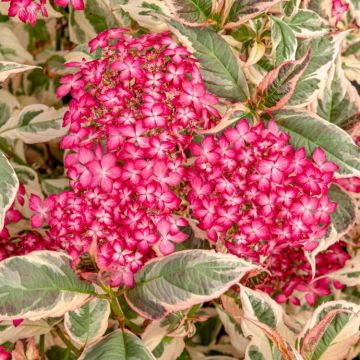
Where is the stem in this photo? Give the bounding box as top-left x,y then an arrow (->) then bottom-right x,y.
55,326 -> 80,357
39,334 -> 45,360
109,289 -> 126,329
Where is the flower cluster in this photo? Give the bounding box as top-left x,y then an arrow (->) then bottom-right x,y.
263,242 -> 350,306
331,0 -> 350,25
0,185 -> 49,260
29,29 -> 220,287
188,119 -> 338,259
2,0 -> 84,25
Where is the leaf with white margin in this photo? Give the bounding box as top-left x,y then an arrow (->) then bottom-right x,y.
287,32 -> 348,108
0,250 -> 95,320
297,301 -> 360,360
69,0 -> 132,44
0,105 -> 67,143
154,337 -> 185,360
327,253 -> 360,286
281,0 -> 301,17
125,250 -> 259,320
0,151 -> 18,231
310,56 -> 360,129
224,0 -> 282,29
0,25 -> 33,63
0,319 -> 52,343
168,20 -> 249,101
217,306 -> 249,358
239,285 -> 294,342
42,178 -> 70,196
256,49 -> 310,111
141,320 -> 168,351
348,0 -> 360,26
0,90 -> 20,128
285,10 -> 329,38
165,0 -> 212,26
64,298 -> 110,346
78,329 -> 155,360
117,0 -> 171,33
270,16 -> 297,66
0,62 -> 39,82
328,184 -> 357,234
271,109 -> 360,178
343,55 -> 360,84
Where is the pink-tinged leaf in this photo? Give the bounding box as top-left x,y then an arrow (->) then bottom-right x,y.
256,49 -> 311,111
298,301 -> 360,360
224,0 -> 282,29
165,0 -> 213,26
125,250 -> 260,320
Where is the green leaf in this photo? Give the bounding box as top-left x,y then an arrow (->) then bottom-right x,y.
78,330 -> 155,360
0,150 -> 18,231
286,10 -> 329,38
311,58 -> 360,129
168,20 -> 249,101
224,0 -> 281,29
126,250 -> 258,319
328,184 -> 356,233
298,301 -> 360,360
256,49 -> 310,111
165,0 -> 212,25
272,109 -> 360,177
0,104 -> 67,143
0,250 -> 95,320
287,33 -> 346,107
64,298 -> 111,346
46,346 -> 76,360
270,16 -> 297,66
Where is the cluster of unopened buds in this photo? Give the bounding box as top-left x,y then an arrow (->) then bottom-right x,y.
28,29 -> 220,287
2,0 -> 84,25
187,119 -> 345,304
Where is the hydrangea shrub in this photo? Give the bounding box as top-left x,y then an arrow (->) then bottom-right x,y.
0,0 -> 360,359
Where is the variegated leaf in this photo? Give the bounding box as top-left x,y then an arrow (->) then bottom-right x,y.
168,20 -> 249,101
0,320 -> 52,343
0,151 -> 19,231
327,253 -> 360,286
0,250 -> 95,320
281,0 -> 301,17
286,10 -> 329,38
118,0 -> 171,32
0,25 -> 33,63
256,50 -> 310,111
78,329 -> 155,360
165,0 -> 212,26
224,0 -> 282,29
287,32 -> 347,108
348,0 -> 360,26
217,306 -> 249,357
0,62 -> 39,82
64,298 -> 111,346
0,105 -> 67,143
343,55 -> 360,84
298,301 -> 360,360
311,56 -> 360,129
271,109 -> 360,177
69,0 -> 133,44
125,250 -> 259,320
270,16 -> 298,66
